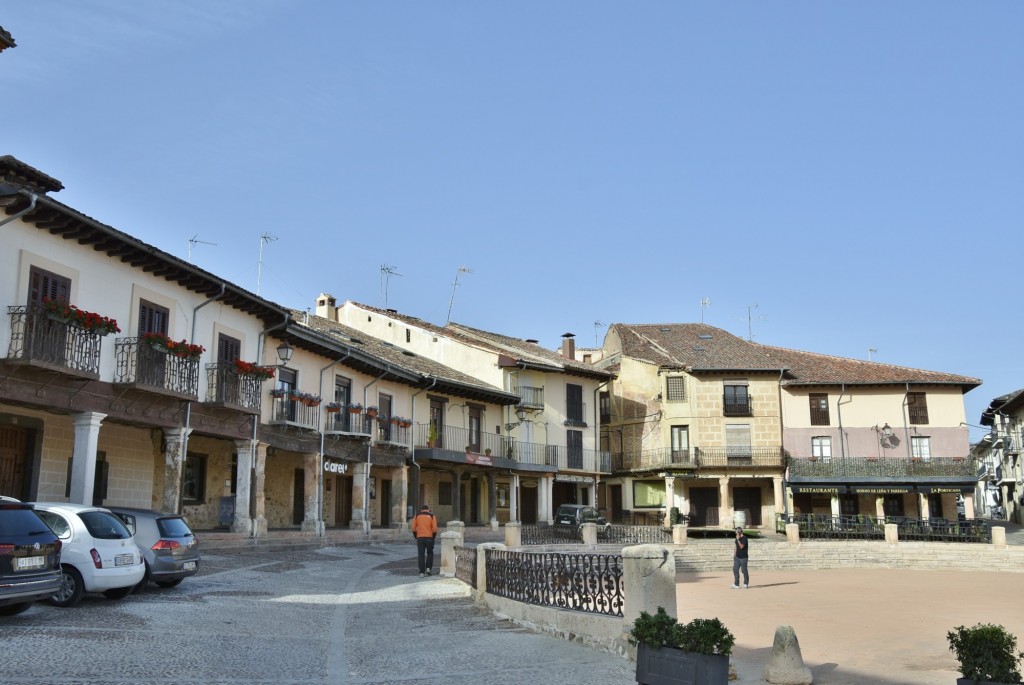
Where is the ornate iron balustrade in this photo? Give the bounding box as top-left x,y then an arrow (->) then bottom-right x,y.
521,525 -> 583,545
324,411 -> 372,436
723,399 -> 752,416
484,548 -> 624,617
775,513 -> 991,543
616,447 -> 697,471
113,337 -> 199,397
204,363 -> 262,411
269,395 -> 320,430
788,456 -> 976,478
413,424 -> 612,472
6,305 -> 102,376
694,446 -> 787,468
454,545 -> 477,588
543,444 -> 612,473
601,525 -> 673,545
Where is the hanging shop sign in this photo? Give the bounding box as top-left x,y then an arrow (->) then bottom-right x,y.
323,459 -> 349,474
464,453 -> 493,466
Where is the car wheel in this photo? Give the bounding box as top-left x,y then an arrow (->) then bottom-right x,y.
103,586 -> 133,600
49,565 -> 85,608
0,602 -> 32,616
132,562 -> 151,594
155,578 -> 183,588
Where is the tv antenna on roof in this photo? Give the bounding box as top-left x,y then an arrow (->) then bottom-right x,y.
187,234 -> 216,264
594,321 -> 605,347
257,233 -> 278,296
380,265 -> 402,308
699,297 -> 712,323
445,266 -> 472,325
743,304 -> 766,341
868,348 -> 877,361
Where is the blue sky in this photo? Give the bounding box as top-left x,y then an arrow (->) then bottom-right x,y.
3,2 -> 1022,437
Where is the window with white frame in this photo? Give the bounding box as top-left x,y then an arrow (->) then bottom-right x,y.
811,436 -> 832,463
911,436 -> 931,461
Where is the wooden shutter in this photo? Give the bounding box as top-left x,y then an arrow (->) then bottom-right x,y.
28,266 -> 71,306
138,300 -> 169,335
218,334 -> 241,363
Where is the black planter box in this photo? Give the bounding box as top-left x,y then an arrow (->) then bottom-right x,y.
636,643 -> 729,685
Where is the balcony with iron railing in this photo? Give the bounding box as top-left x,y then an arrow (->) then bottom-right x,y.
612,446 -> 786,471
513,385 -> 544,410
6,305 -> 103,378
323,409 -> 373,438
204,363 -> 263,412
113,337 -> 199,399
787,455 -> 976,479
413,424 -> 612,473
722,397 -> 752,417
373,417 -> 410,447
269,394 -> 323,431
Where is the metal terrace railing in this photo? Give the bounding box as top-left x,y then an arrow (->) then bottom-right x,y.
6,305 -> 102,376
114,337 -> 199,397
484,548 -> 624,617
204,363 -> 263,411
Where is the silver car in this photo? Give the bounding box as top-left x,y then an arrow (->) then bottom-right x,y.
107,507 -> 200,590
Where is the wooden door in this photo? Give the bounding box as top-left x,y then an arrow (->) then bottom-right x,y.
292,468 -> 304,525
0,426 -> 30,499
689,488 -> 719,527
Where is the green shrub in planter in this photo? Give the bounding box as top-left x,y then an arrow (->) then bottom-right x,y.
629,608 -> 735,685
947,623 -> 1024,684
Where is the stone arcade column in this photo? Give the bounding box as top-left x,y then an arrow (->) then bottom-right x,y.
718,476 -> 731,526
252,442 -> 269,536
510,473 -> 520,523
70,412 -> 106,505
919,492 -> 931,520
487,471 -> 498,528
232,439 -> 255,535
663,475 -> 676,527
160,425 -> 188,514
391,464 -> 408,531
351,462 -> 368,531
773,476 -> 785,515
451,467 -> 464,523
300,451 -> 323,535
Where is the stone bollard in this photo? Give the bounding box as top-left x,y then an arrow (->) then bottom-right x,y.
622,544 -> 676,628
439,530 -> 463,577
884,522 -> 898,545
489,518 -> 500,531
581,522 -> 597,546
764,625 -> 813,685
474,542 -> 505,600
446,520 -> 466,535
672,524 -> 688,545
785,523 -> 800,544
504,521 -> 522,547
992,526 -> 1007,549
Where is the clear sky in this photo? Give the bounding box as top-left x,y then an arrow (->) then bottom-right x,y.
3,2 -> 1022,438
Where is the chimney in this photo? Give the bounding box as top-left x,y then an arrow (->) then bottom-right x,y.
561,332 -> 575,360
315,293 -> 338,322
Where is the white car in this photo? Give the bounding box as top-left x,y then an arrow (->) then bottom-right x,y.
30,502 -> 145,607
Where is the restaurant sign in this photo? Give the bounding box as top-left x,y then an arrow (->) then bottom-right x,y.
555,474 -> 594,484
465,453 -> 493,466
916,486 -> 971,494
850,486 -> 910,494
791,486 -> 845,494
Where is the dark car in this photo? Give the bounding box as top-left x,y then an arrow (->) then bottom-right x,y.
107,507 -> 199,590
554,504 -> 610,534
0,497 -> 62,616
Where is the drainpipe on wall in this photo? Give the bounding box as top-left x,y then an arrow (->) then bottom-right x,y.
0,191 -> 37,228
836,383 -> 847,459
362,367 -> 390,534
408,376 -> 438,516
593,379 -> 610,511
178,283 -> 227,515
317,349 -> 352,536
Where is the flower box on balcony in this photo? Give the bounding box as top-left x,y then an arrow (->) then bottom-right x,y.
366,406 -> 379,418
233,359 -> 275,381
347,404 -> 363,414
40,298 -> 120,336
141,332 -> 204,359
270,388 -> 286,398
325,402 -> 343,413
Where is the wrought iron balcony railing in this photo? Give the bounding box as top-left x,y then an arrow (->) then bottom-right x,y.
6,305 -> 102,377
787,455 -> 976,478
113,337 -> 199,398
413,424 -> 612,473
374,420 -> 410,446
323,410 -> 373,437
614,448 -> 697,471
204,363 -> 262,411
694,446 -> 786,467
722,399 -> 752,416
269,394 -> 321,430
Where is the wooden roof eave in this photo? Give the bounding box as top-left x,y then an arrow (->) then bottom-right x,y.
4,191 -> 290,326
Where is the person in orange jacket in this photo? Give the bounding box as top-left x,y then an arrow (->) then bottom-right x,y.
411,504 -> 438,577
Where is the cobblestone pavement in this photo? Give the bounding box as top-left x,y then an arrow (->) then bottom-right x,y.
0,542 -> 634,685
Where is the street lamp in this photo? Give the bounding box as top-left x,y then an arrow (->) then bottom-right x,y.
504,406 -> 530,432
276,340 -> 293,365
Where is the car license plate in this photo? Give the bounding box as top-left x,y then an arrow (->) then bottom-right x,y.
115,554 -> 134,567
183,561 -> 196,571
16,555 -> 45,570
